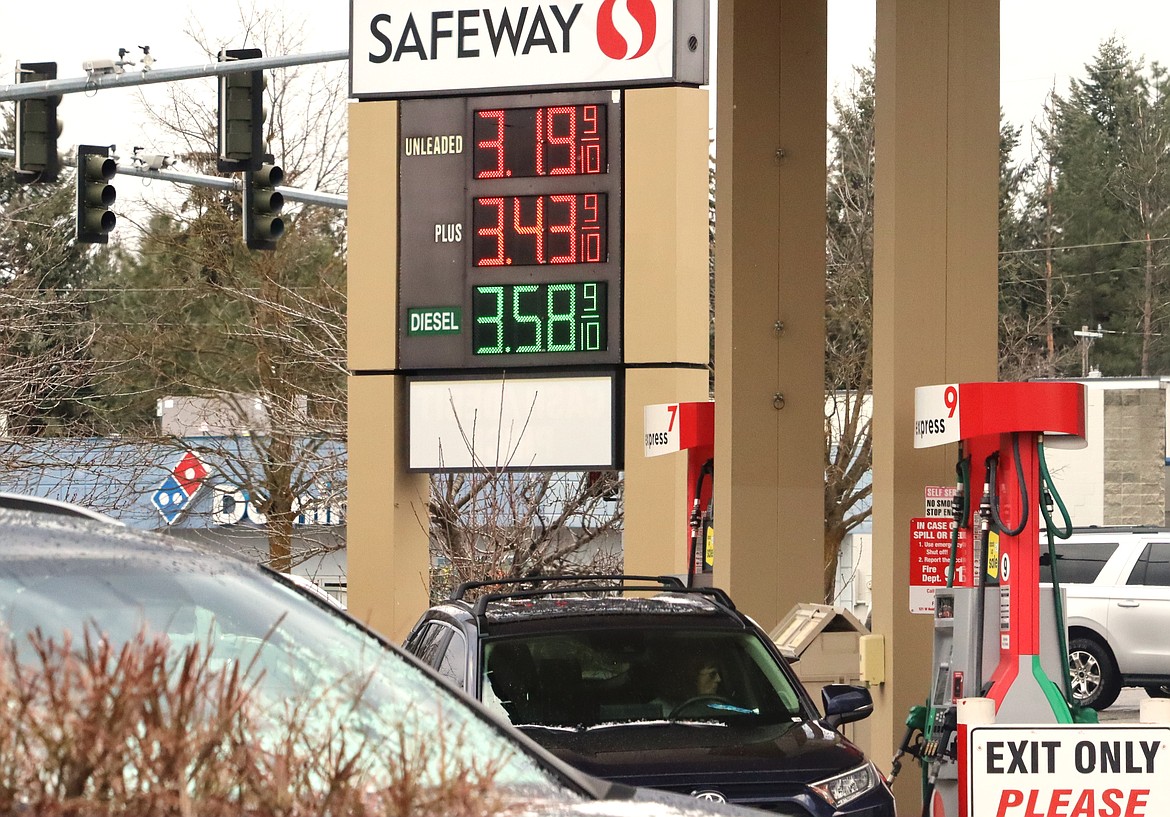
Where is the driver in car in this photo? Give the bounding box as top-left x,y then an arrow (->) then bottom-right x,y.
653,654 -> 723,717
694,662 -> 722,697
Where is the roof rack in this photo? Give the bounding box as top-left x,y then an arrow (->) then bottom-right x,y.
452,573 -> 684,600
453,573 -> 738,618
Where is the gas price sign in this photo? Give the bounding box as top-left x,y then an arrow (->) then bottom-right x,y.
398,91 -> 622,370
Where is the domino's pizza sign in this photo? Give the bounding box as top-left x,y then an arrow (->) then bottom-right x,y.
152,450 -> 212,525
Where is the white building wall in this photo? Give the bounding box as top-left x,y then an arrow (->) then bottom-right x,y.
835,532 -> 872,622
1043,385 -> 1106,526
1043,378 -> 1167,528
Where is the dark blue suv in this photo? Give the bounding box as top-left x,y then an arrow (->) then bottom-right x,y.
405,575 -> 896,816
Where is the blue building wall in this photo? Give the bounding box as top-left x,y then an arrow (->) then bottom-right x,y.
0,438 -> 346,530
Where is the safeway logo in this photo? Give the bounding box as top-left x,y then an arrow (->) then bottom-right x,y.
350,0 -> 704,99
597,0 -> 658,60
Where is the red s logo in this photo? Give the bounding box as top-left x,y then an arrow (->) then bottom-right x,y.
597,0 -> 657,60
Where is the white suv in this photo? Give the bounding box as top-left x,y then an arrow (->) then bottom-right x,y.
1041,527 -> 1170,710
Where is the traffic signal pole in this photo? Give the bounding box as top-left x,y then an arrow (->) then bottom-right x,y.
0,50 -> 347,103
4,49 -> 347,213
0,148 -> 346,209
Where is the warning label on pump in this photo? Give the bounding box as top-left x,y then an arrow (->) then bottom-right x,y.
925,485 -> 957,517
986,531 -> 1000,580
969,725 -> 1170,817
909,517 -> 969,614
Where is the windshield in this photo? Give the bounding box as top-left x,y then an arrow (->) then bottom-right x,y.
481,627 -> 806,729
0,551 -> 571,800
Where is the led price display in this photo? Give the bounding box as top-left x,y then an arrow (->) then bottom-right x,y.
474,104 -> 607,179
397,91 -> 621,370
473,193 -> 606,267
473,282 -> 607,355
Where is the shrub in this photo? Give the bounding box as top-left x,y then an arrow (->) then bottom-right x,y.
0,625 -> 507,817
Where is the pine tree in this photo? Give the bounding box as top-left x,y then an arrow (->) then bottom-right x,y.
1047,38 -> 1170,375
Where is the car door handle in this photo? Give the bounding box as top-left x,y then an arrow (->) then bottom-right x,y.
1116,600 -> 1141,608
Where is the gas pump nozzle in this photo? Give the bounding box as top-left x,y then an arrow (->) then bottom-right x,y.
687,498 -> 702,581
950,482 -> 965,522
688,498 -> 702,532
946,459 -> 969,587
886,704 -> 928,786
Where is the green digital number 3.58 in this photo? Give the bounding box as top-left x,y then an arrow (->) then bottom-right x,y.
473,282 -> 605,355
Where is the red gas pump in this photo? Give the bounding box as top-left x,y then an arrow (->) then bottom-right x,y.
909,382 -> 1088,816
644,400 -> 715,586
918,382 -> 1084,712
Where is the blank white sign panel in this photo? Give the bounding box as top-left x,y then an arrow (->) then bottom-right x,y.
409,375 -> 615,470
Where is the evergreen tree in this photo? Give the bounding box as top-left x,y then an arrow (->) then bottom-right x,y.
997,112 -> 1080,378
1047,39 -> 1170,375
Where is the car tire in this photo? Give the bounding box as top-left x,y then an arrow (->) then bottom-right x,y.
1068,637 -> 1120,710
1144,684 -> 1170,699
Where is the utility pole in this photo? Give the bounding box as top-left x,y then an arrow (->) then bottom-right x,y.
1073,325 -> 1104,377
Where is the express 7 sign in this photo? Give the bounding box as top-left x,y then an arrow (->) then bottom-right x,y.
643,401 -> 714,458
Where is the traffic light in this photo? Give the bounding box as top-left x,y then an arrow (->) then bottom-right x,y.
76,145 -> 117,244
217,48 -> 264,172
14,61 -> 61,183
244,158 -> 284,251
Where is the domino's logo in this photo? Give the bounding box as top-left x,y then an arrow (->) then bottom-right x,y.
152,450 -> 211,525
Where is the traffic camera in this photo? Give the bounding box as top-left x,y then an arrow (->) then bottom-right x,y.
244,158 -> 284,251
217,48 -> 265,172
76,145 -> 117,244
14,61 -> 61,184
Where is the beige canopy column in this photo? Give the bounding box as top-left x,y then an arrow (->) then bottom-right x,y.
715,1 -> 1000,812
621,87 -> 713,577
713,0 -> 828,632
347,100 -> 431,643
870,0 -> 999,811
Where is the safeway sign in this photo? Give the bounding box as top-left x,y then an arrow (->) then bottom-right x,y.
350,0 -> 709,98
969,725 -> 1170,817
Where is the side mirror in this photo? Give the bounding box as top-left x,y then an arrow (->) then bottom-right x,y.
821,683 -> 874,729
